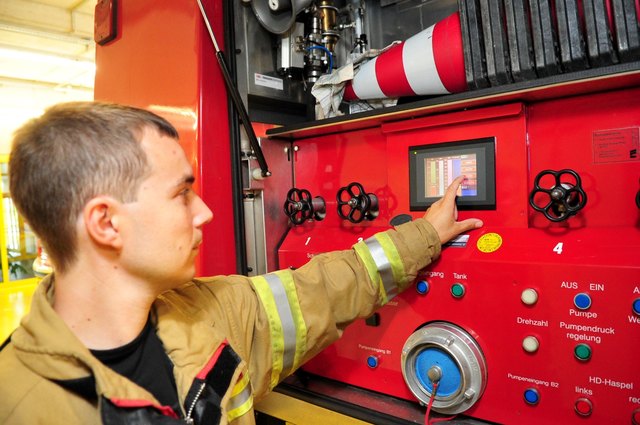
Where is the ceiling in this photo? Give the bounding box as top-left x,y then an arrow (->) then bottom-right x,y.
0,0 -> 96,92
0,0 -> 96,152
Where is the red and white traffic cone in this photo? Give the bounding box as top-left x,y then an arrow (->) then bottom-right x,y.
343,12 -> 466,101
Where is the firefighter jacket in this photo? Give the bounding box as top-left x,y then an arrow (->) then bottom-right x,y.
0,218 -> 441,424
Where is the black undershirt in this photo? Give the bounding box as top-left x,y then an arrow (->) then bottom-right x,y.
91,320 -> 182,416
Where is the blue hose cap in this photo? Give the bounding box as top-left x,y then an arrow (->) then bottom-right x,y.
415,347 -> 461,397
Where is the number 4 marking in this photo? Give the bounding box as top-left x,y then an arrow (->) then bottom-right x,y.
553,242 -> 563,255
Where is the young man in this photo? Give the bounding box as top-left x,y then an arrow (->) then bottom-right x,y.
0,102 -> 482,424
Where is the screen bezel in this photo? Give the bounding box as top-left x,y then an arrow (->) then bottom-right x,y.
409,138 -> 496,210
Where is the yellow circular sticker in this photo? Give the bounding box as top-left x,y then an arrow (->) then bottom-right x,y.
477,233 -> 503,253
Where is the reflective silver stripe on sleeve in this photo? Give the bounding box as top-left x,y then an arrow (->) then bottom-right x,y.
364,237 -> 398,299
264,273 -> 297,373
228,384 -> 252,412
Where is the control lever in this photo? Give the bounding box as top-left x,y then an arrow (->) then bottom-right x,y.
336,182 -> 379,223
283,188 -> 326,225
529,169 -> 587,222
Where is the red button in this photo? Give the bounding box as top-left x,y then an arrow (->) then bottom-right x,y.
574,398 -> 592,416
632,407 -> 640,425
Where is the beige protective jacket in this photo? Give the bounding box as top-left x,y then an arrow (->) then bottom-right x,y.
0,218 -> 440,424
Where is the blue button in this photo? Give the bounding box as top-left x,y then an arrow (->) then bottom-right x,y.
633,299 -> 640,316
367,355 -> 379,368
524,388 -> 540,405
574,293 -> 592,310
416,280 -> 429,295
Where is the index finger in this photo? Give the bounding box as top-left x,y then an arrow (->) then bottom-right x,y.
443,175 -> 466,203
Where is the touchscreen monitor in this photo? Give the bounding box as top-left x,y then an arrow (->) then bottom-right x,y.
409,138 -> 496,210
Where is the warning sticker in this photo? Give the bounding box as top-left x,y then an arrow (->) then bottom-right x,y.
254,73 -> 284,91
593,128 -> 639,164
477,233 -> 502,253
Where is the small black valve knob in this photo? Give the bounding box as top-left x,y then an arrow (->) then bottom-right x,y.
336,182 -> 379,223
283,188 -> 326,225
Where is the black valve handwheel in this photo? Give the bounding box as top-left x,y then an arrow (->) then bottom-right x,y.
337,182 -> 372,223
284,188 -> 314,225
529,169 -> 587,222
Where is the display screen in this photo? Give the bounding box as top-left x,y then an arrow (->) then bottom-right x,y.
409,138 -> 495,210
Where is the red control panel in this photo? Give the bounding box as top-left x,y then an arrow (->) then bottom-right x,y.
278,88 -> 640,424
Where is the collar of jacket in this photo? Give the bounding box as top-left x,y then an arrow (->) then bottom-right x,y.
11,275 -> 244,421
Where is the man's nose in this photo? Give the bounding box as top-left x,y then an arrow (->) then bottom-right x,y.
193,195 -> 213,227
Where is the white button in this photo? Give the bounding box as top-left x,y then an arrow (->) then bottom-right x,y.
521,288 -> 539,305
522,336 -> 540,353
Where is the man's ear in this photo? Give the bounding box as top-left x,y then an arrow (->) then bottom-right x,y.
83,196 -> 124,250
